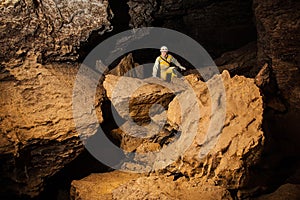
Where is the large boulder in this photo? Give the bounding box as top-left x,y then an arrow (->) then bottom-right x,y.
0,53 -> 105,197
163,71 -> 264,194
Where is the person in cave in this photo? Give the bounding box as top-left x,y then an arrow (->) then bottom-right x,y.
152,46 -> 186,81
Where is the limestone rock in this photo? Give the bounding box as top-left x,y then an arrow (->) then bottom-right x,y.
0,0 -> 113,64
0,54 -> 103,197
103,75 -> 186,124
164,70 -> 264,190
254,0 -> 300,111
112,175 -> 232,200
0,0 -> 113,196
102,70 -> 264,192
108,53 -> 142,78
70,171 -> 141,200
127,0 -> 157,28
70,172 -> 232,200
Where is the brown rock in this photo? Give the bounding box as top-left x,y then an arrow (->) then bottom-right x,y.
0,0 -> 113,64
112,175 -> 232,200
102,70 -> 264,193
70,171 -> 141,200
108,53 -> 143,78
103,75 -> 186,124
254,0 -> 300,111
0,54 -> 104,197
70,172 -> 232,200
164,70 -> 264,190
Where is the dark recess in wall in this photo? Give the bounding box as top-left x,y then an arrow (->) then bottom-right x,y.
78,0 -> 131,62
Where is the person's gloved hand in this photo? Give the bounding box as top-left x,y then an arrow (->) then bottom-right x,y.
179,66 -> 186,71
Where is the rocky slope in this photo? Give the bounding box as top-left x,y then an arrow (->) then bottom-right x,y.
71,70 -> 265,199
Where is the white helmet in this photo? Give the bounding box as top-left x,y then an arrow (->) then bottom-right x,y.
160,46 -> 168,52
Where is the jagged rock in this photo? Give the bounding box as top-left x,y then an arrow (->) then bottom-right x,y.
128,0 -> 256,57
256,184 -> 300,200
164,71 -> 264,191
70,171 -> 141,200
254,0 -> 300,111
70,172 -> 232,200
127,0 -> 157,28
0,53 -> 104,197
112,175 -> 232,200
215,42 -> 259,77
0,0 -> 113,64
108,53 -> 143,78
103,75 -> 186,124
255,63 -> 286,112
0,0 -> 112,197
102,70 -> 264,195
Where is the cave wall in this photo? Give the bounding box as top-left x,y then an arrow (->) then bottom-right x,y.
0,0 -> 111,197
0,0 -> 299,198
128,0 -> 257,58
0,0 -> 113,65
254,0 -> 300,111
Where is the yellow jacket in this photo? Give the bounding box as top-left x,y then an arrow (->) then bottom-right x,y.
152,54 -> 185,77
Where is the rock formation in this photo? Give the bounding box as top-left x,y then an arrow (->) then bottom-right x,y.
254,0 -> 300,111
71,70 -> 265,199
0,55 -> 83,197
253,0 -> 300,191
127,0 -> 257,57
0,0 -> 299,199
0,0 -> 112,197
0,0 -> 113,65
71,171 -> 232,200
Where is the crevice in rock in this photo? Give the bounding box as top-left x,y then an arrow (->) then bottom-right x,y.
34,149 -> 111,200
228,189 -> 238,200
100,99 -> 126,146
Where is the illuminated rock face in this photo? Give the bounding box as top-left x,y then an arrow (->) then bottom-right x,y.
71,70 -> 264,199
0,0 -> 112,197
